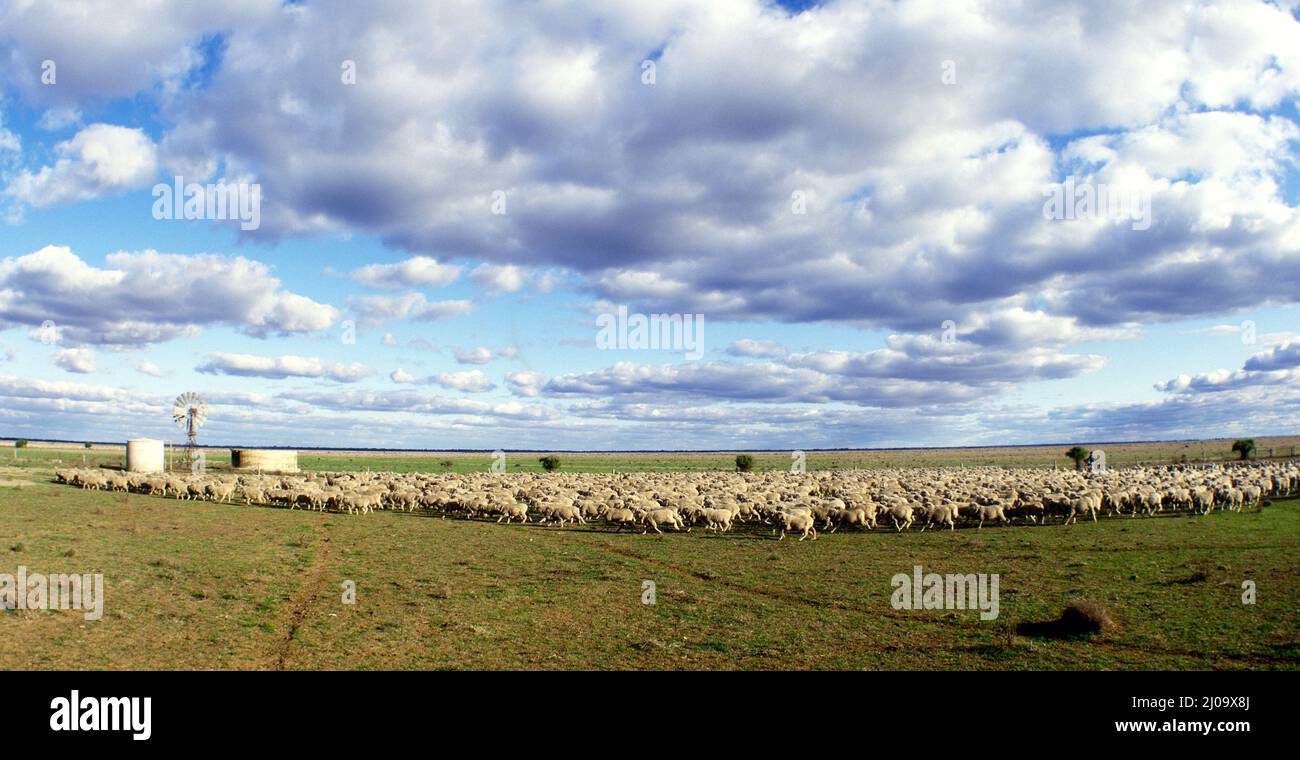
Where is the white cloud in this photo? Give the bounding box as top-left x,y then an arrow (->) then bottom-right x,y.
0,246 -> 338,347
196,352 -> 374,383
52,347 -> 94,374
453,346 -> 494,365
347,292 -> 474,329
36,107 -> 81,131
136,361 -> 165,377
430,369 -> 496,393
505,370 -> 545,397
0,0 -> 280,103
351,256 -> 461,290
727,339 -> 788,359
469,263 -> 528,294
4,124 -> 157,209
390,368 -> 418,384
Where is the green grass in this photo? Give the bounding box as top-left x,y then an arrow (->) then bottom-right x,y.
1,483 -> 1296,670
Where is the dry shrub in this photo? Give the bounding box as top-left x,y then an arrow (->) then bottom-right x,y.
1018,598 -> 1117,638
1058,598 -> 1116,635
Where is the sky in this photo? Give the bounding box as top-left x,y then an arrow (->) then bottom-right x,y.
2,0 -> 1300,451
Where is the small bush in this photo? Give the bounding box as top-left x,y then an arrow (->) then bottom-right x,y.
84,442 -> 94,449
1018,598 -> 1116,638
735,454 -> 755,472
439,459 -> 454,469
14,439 -> 28,448
539,455 -> 561,472
1057,598 -> 1116,635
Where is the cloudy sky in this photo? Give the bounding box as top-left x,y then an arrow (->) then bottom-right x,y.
2,0 -> 1300,451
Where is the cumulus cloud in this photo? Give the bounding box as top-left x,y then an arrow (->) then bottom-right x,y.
453,346 -> 494,365
347,292 -> 474,329
36,107 -> 82,131
505,370 -> 546,397
136,361 -> 165,377
429,369 -> 496,393
0,0 -> 280,103
278,388 -> 557,421
390,368 -> 417,384
52,347 -> 94,373
1155,341 -> 1300,395
97,0 -> 1297,347
469,263 -> 528,294
4,1 -> 1300,448
543,360 -> 987,408
196,352 -> 374,383
350,256 -> 461,290
0,246 -> 338,348
0,115 -> 19,155
727,339 -> 788,358
4,124 -> 157,209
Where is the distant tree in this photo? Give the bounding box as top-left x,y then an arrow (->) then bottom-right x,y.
1065,446 -> 1089,471
14,439 -> 28,448
1231,439 -> 1256,461
735,454 -> 755,472
539,455 -> 561,472
84,442 -> 94,449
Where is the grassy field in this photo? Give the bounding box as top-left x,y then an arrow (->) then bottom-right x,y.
1,481 -> 1296,670
5,434 -> 1300,475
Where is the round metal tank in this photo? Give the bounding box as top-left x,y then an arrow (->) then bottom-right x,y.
231,448 -> 299,473
125,438 -> 165,473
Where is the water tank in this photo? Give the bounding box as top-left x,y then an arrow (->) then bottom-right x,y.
231,449 -> 299,473
125,438 -> 165,473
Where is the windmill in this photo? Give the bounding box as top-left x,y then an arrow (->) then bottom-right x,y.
172,392 -> 207,463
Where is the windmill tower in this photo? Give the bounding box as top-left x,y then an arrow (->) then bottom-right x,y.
172,392 -> 207,465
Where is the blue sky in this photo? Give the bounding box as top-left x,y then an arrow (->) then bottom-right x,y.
2,0 -> 1300,451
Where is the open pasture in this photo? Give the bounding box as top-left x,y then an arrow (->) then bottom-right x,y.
4,458 -> 1298,670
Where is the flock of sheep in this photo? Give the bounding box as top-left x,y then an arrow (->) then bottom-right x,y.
53,459 -> 1295,540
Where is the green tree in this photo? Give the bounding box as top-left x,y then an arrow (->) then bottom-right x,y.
1231,439 -> 1256,461
735,454 -> 755,472
1065,446 -> 1089,471
14,439 -> 28,448
539,455 -> 561,472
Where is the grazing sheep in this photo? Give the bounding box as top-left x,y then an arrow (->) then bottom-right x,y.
1064,492 -> 1101,525
702,507 -> 736,533
496,502 -> 528,524
882,503 -> 914,532
774,509 -> 817,541
920,503 -> 959,532
826,505 -> 874,532
969,503 -> 1006,529
604,507 -> 638,532
641,508 -> 685,535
